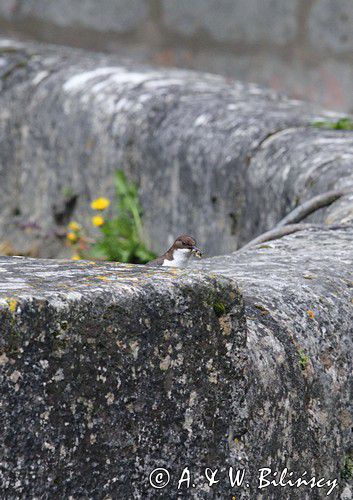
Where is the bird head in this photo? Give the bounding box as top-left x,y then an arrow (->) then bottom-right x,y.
172,234 -> 202,258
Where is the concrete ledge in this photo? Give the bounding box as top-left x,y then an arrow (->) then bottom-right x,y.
0,257 -> 247,497
1,223 -> 352,497
195,226 -> 353,498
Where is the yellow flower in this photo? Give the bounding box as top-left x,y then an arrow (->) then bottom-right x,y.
68,221 -> 80,232
92,215 -> 104,227
91,197 -> 110,211
67,232 -> 78,243
71,254 -> 81,261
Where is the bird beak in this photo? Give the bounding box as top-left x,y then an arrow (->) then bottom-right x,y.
191,246 -> 202,258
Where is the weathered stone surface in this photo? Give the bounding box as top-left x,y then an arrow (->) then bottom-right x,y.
309,0 -> 353,54
162,0 -> 299,44
0,0 -> 149,32
0,223 -> 352,498
0,256 -> 247,498
0,0 -> 14,19
2,38 -> 352,261
2,1 -> 353,111
194,226 -> 353,498
239,128 -> 353,245
0,38 -> 352,499
191,51 -> 353,112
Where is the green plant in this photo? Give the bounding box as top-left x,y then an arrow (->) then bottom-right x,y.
61,186 -> 76,199
312,117 -> 353,131
298,348 -> 310,371
68,171 -> 156,264
213,301 -> 226,317
341,455 -> 353,481
90,171 -> 156,264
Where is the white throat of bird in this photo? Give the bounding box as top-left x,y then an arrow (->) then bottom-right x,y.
162,248 -> 192,268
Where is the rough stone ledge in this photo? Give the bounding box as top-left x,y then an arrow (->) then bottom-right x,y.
194,225 -> 353,499
0,256 -> 248,498
0,224 -> 352,498
0,36 -> 352,499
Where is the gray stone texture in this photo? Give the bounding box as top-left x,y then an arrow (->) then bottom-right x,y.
162,0 -> 299,44
1,0 -> 149,32
1,0 -> 353,111
0,225 -> 352,497
309,0 -> 353,54
0,258 -> 247,497
2,39 -> 353,262
0,0 -> 14,19
0,39 -> 352,499
194,226 -> 353,499
190,51 -> 353,112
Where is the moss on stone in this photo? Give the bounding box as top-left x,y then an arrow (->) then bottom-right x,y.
341,455 -> 353,480
298,348 -> 310,371
213,300 -> 226,317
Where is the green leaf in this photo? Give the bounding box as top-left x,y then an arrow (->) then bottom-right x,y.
87,169 -> 157,264
114,170 -> 129,196
312,117 -> 353,131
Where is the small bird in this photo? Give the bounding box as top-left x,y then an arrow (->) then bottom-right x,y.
147,234 -> 202,268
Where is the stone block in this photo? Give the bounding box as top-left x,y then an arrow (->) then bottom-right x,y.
1,0 -> 149,32
0,0 -> 16,19
0,256 -> 247,497
162,0 -> 299,45
309,0 -> 353,54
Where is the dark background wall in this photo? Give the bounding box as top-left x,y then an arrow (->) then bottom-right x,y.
1,0 -> 353,113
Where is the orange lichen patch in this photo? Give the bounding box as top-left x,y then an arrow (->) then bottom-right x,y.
307,310 -> 315,319
96,276 -> 110,281
167,268 -> 182,278
7,298 -> 18,314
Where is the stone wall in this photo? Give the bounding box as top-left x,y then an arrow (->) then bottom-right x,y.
1,0 -> 353,112
1,38 -> 353,261
0,38 -> 352,499
0,258 -> 248,498
0,226 -> 352,498
197,226 -> 353,500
